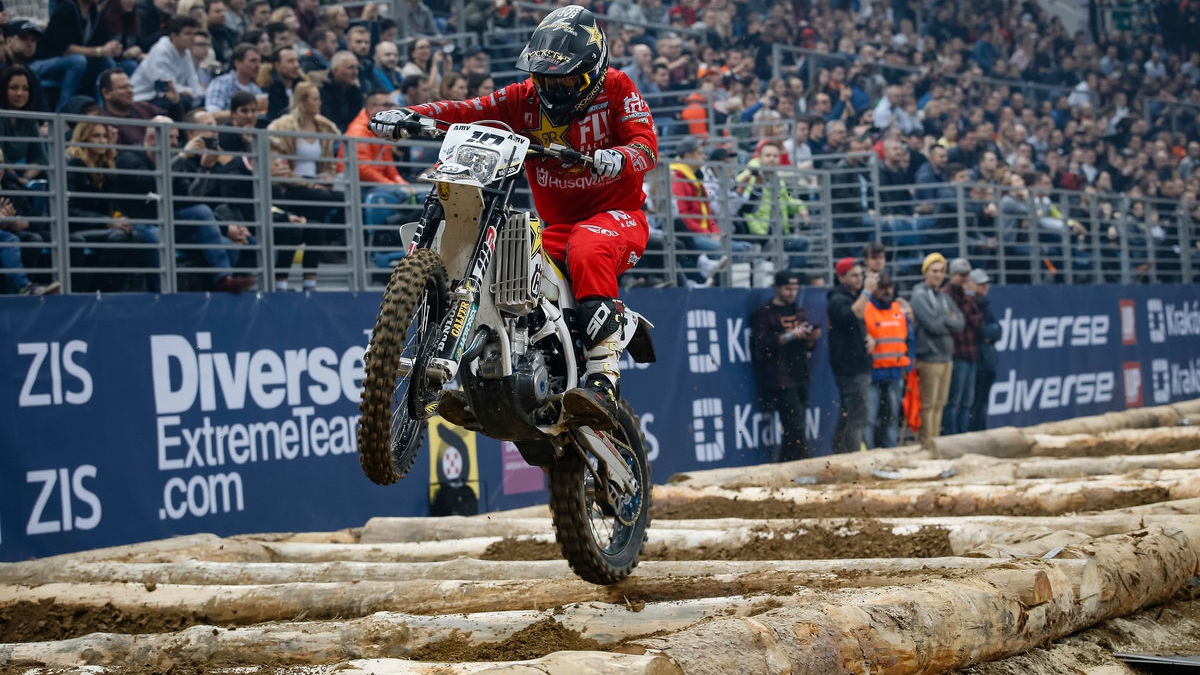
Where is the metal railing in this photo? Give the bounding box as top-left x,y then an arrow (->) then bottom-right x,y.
0,110 -> 1194,296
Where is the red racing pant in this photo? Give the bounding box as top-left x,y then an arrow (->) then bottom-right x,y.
541,208 -> 649,300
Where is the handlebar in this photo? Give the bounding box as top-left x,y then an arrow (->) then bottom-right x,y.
397,116 -> 594,166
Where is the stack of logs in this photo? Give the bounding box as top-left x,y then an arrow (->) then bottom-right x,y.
2,400 -> 1199,674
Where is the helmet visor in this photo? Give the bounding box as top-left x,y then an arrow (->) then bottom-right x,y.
532,72 -> 590,107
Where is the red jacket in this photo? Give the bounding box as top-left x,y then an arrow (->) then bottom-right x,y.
409,68 -> 658,226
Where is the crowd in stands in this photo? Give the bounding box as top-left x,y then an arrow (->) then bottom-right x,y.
2,0 -> 1200,294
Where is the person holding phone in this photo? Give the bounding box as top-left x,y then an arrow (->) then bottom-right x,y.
751,270 -> 821,462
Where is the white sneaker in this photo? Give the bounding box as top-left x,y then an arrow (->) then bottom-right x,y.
698,254 -> 730,279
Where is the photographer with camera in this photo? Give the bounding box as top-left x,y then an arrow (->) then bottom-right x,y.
751,270 -> 821,461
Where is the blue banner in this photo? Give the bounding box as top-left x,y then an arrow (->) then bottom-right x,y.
3,284 -> 1198,561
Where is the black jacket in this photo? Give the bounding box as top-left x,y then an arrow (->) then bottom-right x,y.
319,80 -> 363,132
826,282 -> 872,377
751,299 -> 817,392
977,296 -> 1002,372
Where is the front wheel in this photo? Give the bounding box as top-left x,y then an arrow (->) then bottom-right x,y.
549,400 -> 651,584
358,249 -> 448,485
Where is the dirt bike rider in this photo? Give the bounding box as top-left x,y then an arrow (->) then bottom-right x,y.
368,5 -> 658,429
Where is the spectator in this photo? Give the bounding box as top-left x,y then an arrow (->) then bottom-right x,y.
94,0 -> 144,76
344,89 -> 416,268
458,45 -> 489,78
908,253 -> 963,444
130,15 -> 201,110
941,258 -> 983,436
238,28 -> 272,60
0,66 -> 49,185
319,50 -> 363,132
300,28 -> 336,73
100,68 -> 183,147
621,44 -> 654,95
2,22 -> 45,99
1,195 -> 59,295
316,6 -> 349,45
863,274 -> 911,449
827,256 -> 873,454
751,269 -> 821,461
135,0 -> 175,53
439,70 -> 467,100
400,37 -> 445,93
396,0 -> 441,40
33,0 -> 115,112
293,0 -> 320,44
370,40 -> 405,100
205,0 -> 237,66
190,30 -> 221,93
342,25 -> 374,92
734,140 -> 808,265
167,110 -> 258,292
206,43 -> 264,122
968,268 -> 999,432
267,80 -> 343,290
464,72 -> 493,99
259,46 -> 305,123
244,0 -> 271,31
223,0 -> 248,35
669,137 -> 743,284
66,120 -> 160,292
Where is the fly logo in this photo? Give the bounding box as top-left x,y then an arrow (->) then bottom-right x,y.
1122,362 -> 1143,408
1119,300 -> 1136,345
691,398 -> 724,462
1146,298 -> 1200,343
687,310 -> 720,373
1151,358 -> 1171,404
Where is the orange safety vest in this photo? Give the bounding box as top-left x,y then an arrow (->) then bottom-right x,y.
864,300 -> 910,369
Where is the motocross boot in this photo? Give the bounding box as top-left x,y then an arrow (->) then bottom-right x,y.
562,297 -> 627,430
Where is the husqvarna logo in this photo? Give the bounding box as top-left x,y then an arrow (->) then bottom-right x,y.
1148,299 -> 1167,343
1151,358 -> 1171,404
686,310 -> 720,373
692,397 -> 724,462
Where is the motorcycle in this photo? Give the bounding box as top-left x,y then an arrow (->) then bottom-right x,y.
356,116 -> 655,585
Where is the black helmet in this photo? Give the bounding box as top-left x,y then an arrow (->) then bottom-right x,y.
515,5 -> 608,126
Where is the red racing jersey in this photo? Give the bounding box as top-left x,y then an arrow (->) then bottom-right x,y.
408,68 -> 658,226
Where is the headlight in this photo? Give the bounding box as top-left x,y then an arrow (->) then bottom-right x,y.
454,147 -> 501,184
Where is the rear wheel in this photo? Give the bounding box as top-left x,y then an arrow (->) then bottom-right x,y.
358,249 -> 448,485
548,400 -> 651,584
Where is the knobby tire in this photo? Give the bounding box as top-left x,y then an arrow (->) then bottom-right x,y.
358,249 -> 448,485
549,400 -> 652,585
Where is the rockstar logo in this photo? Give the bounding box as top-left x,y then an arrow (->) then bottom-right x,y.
523,109 -> 572,150
583,22 -> 604,49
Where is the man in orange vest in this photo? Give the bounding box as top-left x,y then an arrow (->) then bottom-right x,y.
863,274 -> 912,448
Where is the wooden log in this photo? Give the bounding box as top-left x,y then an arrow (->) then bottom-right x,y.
1014,450 -> 1200,479
1030,427 -> 1200,458
1,560 -> 1099,669
1023,405 -> 1182,436
663,446 -> 930,489
924,426 -> 1030,459
335,652 -> 684,675
0,556 -> 1031,587
624,527 -> 1197,675
361,517 -> 556,543
652,470 -> 1200,518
